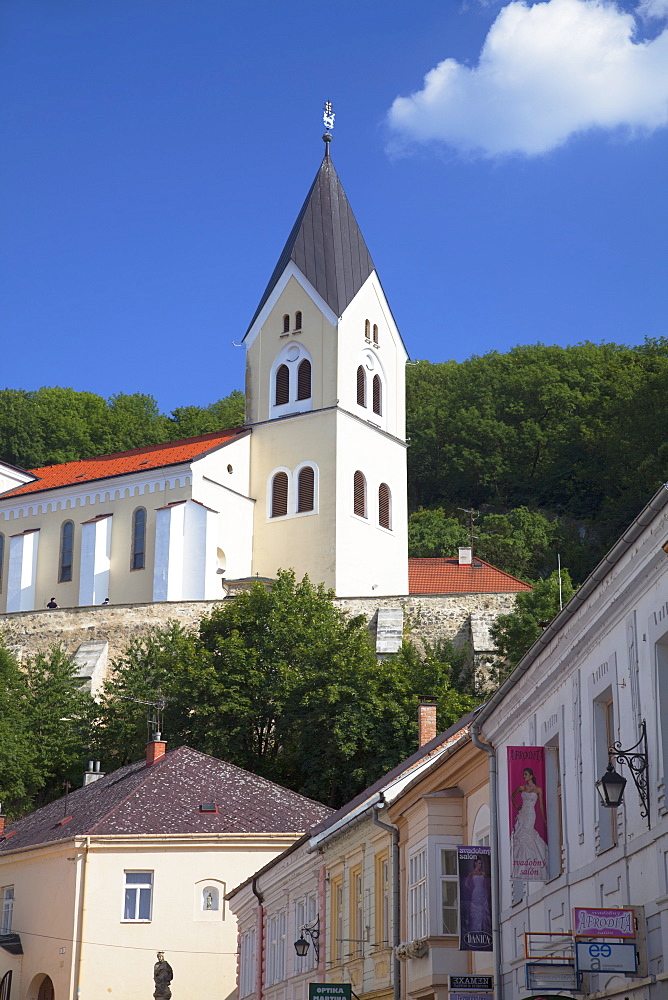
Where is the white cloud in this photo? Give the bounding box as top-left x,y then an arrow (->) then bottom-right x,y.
638,0 -> 668,19
387,0 -> 668,157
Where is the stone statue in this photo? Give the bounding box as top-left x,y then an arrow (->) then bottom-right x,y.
154,951 -> 173,1000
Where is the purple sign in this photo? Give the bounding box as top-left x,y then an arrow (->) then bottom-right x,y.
458,846 -> 492,951
572,908 -> 635,938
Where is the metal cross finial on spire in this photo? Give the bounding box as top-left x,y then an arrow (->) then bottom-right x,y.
322,101 -> 335,155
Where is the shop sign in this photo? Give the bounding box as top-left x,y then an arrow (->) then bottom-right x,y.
575,942 -> 638,973
572,907 -> 635,938
525,963 -> 580,991
450,976 -> 494,991
507,747 -> 549,880
309,986 -> 351,1000
450,992 -> 492,1000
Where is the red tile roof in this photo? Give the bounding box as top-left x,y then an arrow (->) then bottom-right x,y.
0,746 -> 333,852
408,557 -> 532,594
0,429 -> 247,498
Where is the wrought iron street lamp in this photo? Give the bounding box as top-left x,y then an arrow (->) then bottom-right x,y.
596,719 -> 649,827
293,916 -> 320,961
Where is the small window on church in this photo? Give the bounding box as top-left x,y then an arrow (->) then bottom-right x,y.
271,473 -> 289,518
379,483 -> 391,530
59,521 -> 74,582
373,324 -> 379,345
372,375 -> 382,416
131,508 -> 146,570
356,366 -> 366,407
297,467 -> 315,513
275,364 -> 290,406
297,359 -> 311,401
364,319 -> 371,340
283,314 -> 290,333
295,311 -> 302,330
354,471 -> 367,519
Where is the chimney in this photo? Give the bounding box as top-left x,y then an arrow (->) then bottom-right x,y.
458,546 -> 472,565
83,760 -> 105,786
146,736 -> 167,766
0,805 -> 5,837
418,698 -> 438,747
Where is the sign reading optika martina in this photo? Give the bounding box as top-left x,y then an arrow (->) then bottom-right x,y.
309,986 -> 351,1000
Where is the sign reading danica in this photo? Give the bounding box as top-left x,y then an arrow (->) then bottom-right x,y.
457,846 -> 492,951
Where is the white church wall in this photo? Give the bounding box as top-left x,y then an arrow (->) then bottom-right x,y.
193,435 -> 255,583
6,528 -> 40,612
78,513 -> 112,606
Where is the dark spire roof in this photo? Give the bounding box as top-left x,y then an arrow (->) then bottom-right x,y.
246,153 -> 375,335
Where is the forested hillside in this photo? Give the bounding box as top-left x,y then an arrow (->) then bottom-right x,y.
2,338 -> 667,584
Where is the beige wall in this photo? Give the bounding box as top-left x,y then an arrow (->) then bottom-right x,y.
0,833 -> 299,1000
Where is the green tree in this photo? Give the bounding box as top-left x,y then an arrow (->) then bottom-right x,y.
0,639 -> 34,812
407,508 -> 469,557
490,569 -> 575,672
170,390 -> 245,437
476,507 -> 557,581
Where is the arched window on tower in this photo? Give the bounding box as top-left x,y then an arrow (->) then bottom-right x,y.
373,324 -> 379,345
372,375 -> 382,416
271,472 -> 289,518
59,520 -> 74,582
297,359 -> 311,401
131,508 -> 146,570
364,319 -> 371,340
353,471 -> 367,518
275,364 -> 290,406
379,483 -> 391,530
356,366 -> 366,407
297,466 -> 315,513
283,314 -> 290,333
295,311 -> 302,330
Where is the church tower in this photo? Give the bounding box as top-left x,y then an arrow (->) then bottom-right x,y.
244,133 -> 408,597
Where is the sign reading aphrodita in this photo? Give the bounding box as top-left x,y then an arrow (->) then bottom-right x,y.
507,747 -> 549,881
309,986 -> 351,1000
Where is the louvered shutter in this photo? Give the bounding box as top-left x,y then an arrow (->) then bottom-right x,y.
357,366 -> 366,407
297,466 -> 315,512
379,483 -> 391,529
373,324 -> 379,344
354,471 -> 367,518
297,359 -> 311,400
275,364 -> 290,405
283,314 -> 290,333
372,374 -> 382,415
271,472 -> 288,517
295,311 -> 302,330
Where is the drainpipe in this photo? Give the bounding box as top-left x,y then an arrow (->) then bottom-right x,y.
72,836 -> 90,1000
373,800 -> 401,1000
252,876 -> 265,1000
470,719 -> 502,1000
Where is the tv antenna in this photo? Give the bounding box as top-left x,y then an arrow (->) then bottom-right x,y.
457,507 -> 479,554
117,693 -> 173,742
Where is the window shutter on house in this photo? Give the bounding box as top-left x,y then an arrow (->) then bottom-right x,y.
372,374 -> 382,415
297,359 -> 311,400
379,483 -> 391,529
275,364 -> 290,405
271,472 -> 289,517
357,366 -> 366,407
354,471 -> 367,518
297,466 -> 315,512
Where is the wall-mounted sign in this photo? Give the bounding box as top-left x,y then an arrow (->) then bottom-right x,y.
458,846 -> 492,951
575,942 -> 638,974
450,976 -> 494,991
524,995 -> 579,1000
525,963 -> 580,991
572,907 -> 635,938
309,986 -> 351,1000
450,992 -> 492,1000
507,747 -> 549,880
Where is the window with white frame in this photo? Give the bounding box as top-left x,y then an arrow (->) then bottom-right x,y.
1,886 -> 14,934
594,691 -> 617,851
266,909 -> 287,985
294,893 -> 317,972
239,925 -> 257,997
123,871 -> 153,921
440,848 -> 459,934
408,848 -> 428,939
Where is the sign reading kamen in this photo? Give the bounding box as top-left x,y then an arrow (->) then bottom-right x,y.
450,976 -> 494,991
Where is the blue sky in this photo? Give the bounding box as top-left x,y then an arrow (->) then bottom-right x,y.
2,0 -> 667,414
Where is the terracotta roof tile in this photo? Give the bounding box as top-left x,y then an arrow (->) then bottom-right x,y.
408,557 -> 532,594
0,746 -> 332,851
0,429 -> 247,499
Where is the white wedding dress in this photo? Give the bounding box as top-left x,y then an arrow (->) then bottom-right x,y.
511,790 -> 548,879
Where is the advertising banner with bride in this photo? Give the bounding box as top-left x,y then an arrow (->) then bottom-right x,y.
508,747 -> 549,880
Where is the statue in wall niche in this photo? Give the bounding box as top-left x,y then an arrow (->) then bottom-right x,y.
154,952 -> 173,1000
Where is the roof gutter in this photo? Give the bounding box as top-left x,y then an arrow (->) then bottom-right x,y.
475,481 -> 668,731
306,793 -> 383,853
